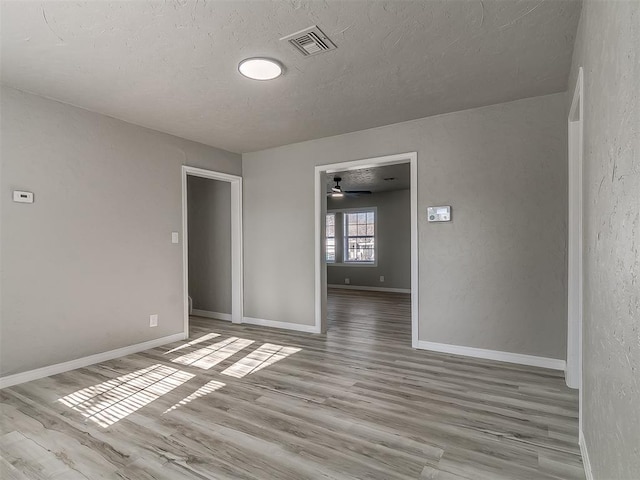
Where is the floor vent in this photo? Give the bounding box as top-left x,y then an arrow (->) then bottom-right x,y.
280,25 -> 337,56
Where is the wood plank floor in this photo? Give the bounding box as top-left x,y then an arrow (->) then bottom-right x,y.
1,289 -> 584,479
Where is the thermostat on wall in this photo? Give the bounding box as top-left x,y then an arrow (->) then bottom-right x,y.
427,205 -> 451,222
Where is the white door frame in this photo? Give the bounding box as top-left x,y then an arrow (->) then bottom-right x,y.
314,152 -> 419,347
182,166 -> 243,337
567,67 -> 583,407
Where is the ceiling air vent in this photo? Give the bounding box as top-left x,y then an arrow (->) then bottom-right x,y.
280,25 -> 337,56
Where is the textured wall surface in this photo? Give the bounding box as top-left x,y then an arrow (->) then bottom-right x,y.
0,87 -> 241,376
327,189 -> 411,290
243,93 -> 568,359
567,1 -> 640,478
187,176 -> 232,314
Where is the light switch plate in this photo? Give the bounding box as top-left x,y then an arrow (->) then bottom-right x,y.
13,191 -> 34,203
171,232 -> 179,244
149,314 -> 158,327
427,205 -> 451,222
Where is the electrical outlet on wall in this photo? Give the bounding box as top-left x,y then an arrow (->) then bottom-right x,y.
149,314 -> 158,327
344,278 -> 350,285
380,276 -> 385,282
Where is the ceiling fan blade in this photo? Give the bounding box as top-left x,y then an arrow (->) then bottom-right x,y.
344,190 -> 372,194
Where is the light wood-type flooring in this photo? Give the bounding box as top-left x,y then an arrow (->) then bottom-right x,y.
1,289 -> 584,479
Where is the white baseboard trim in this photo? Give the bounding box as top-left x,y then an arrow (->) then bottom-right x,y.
328,284 -> 411,294
416,340 -> 566,371
242,316 -> 319,334
192,309 -> 232,322
579,430 -> 594,480
0,332 -> 187,390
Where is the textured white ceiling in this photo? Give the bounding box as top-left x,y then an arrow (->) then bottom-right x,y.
327,164 -> 410,193
0,0 -> 581,153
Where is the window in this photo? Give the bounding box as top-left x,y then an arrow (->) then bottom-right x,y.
326,213 -> 336,262
344,210 -> 375,263
325,208 -> 376,265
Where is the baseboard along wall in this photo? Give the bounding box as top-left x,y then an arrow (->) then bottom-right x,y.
579,430 -> 594,480
0,332 -> 187,389
416,340 -> 566,371
191,310 -> 318,334
242,316 -> 320,334
328,284 -> 411,294
191,309 -> 232,322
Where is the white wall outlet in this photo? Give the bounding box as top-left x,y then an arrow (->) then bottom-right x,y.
149,314 -> 158,327
171,232 -> 179,244
344,278 -> 350,285
13,191 -> 34,203
380,276 -> 385,282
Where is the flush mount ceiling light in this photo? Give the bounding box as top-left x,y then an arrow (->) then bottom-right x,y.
238,57 -> 283,80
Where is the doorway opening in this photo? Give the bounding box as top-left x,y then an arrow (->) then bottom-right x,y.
181,166 -> 243,338
314,153 -> 418,347
567,68 -> 583,423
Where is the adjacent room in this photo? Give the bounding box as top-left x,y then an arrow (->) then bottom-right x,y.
187,175 -> 233,322
1,1 -> 638,479
324,164 -> 414,345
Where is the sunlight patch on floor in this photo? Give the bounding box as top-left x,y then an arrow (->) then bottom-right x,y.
221,343 -> 301,378
58,364 -> 194,427
171,337 -> 254,370
164,332 -> 221,354
163,380 -> 225,414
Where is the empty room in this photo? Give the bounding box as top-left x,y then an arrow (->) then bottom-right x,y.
1,1 -> 638,479
324,163 -> 415,348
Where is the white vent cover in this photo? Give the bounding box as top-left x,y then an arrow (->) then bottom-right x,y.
280,26 -> 337,56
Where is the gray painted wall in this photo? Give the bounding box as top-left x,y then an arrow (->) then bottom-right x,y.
187,176 -> 231,315
0,87 -> 242,376
243,93 -> 568,360
567,2 -> 640,478
327,189 -> 410,290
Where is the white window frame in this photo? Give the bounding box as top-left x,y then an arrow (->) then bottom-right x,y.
326,207 -> 378,267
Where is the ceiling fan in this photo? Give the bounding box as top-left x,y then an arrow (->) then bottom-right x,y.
327,176 -> 372,197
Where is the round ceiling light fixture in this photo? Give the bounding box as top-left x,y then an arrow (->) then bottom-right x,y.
238,57 -> 283,80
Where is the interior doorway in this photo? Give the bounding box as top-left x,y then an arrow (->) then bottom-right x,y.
314,153 -> 418,346
181,166 -> 243,337
567,68 -> 583,424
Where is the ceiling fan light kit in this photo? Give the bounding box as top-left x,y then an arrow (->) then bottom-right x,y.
327,176 -> 372,198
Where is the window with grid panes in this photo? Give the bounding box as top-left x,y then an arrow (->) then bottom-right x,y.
325,213 -> 336,262
344,210 -> 375,263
